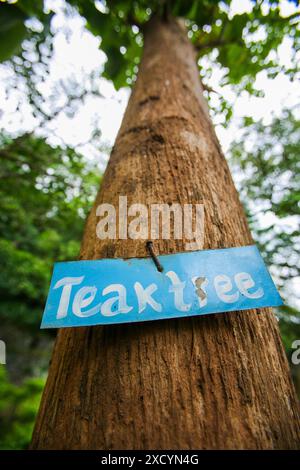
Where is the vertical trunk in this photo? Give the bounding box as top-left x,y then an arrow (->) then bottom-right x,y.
31,17 -> 300,449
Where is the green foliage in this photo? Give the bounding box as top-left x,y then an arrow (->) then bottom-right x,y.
1,0 -> 299,94
0,132 -> 101,330
67,0 -> 147,88
0,366 -> 45,449
0,0 -> 48,62
229,107 -> 300,352
0,3 -> 27,62
279,306 -> 300,351
0,0 -> 299,446
0,132 -> 101,448
74,0 -> 300,91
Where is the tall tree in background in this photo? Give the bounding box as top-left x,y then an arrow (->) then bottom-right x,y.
1,0 -> 300,449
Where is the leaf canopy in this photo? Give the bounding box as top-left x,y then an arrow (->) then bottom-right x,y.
229,106 -> 300,348
0,0 -> 299,91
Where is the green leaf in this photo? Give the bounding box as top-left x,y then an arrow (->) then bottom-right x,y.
0,4 -> 27,62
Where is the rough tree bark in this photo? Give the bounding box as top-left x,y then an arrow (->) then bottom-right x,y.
31,17 -> 300,449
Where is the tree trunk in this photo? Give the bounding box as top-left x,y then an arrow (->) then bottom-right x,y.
31,17 -> 300,450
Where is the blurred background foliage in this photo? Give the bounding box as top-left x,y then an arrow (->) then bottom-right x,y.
0,0 -> 299,449
229,107 -> 300,380
0,132 -> 101,448
0,367 -> 45,450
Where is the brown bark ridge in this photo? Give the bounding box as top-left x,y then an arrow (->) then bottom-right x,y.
31,17 -> 300,449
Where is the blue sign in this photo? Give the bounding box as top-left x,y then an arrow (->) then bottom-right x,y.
41,245 -> 282,329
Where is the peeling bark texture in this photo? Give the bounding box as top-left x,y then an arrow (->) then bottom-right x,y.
31,17 -> 300,449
